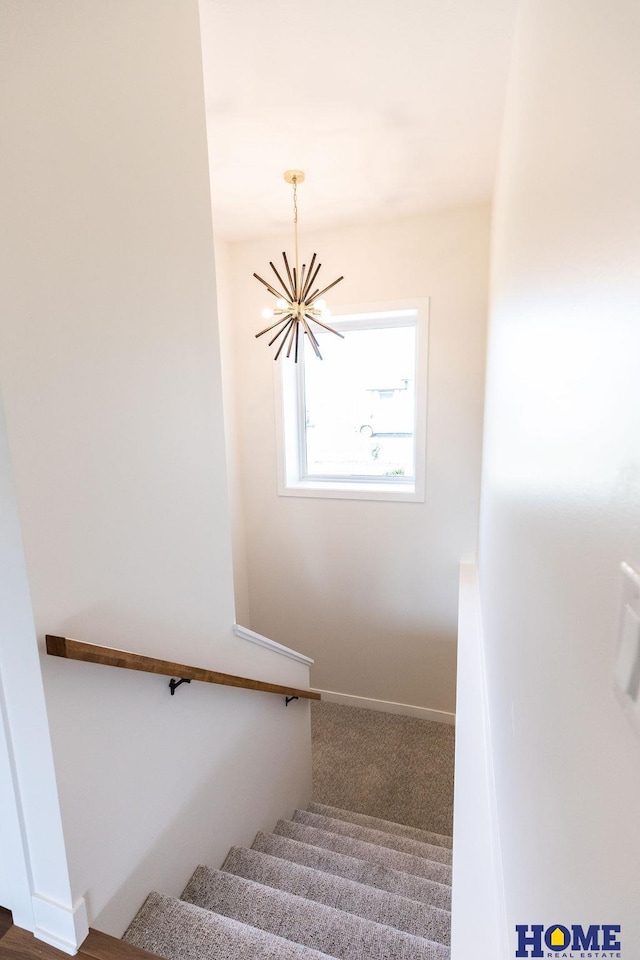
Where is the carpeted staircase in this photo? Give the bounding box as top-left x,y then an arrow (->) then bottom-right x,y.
123,802 -> 452,959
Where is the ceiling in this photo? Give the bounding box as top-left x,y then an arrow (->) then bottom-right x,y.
198,0 -> 517,241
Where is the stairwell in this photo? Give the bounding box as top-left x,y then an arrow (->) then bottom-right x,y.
123,802 -> 452,959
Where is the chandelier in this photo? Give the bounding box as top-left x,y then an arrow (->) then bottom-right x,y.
254,170 -> 344,361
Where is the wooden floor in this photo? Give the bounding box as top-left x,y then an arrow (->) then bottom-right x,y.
0,919 -> 157,960
0,912 -> 12,942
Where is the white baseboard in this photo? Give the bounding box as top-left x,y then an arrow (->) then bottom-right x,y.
311,687 -> 455,724
234,624 -> 314,666
32,893 -> 89,956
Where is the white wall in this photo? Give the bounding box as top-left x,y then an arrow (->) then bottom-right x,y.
0,0 -> 311,945
480,0 -> 640,951
220,206 -> 489,715
215,239 -> 251,626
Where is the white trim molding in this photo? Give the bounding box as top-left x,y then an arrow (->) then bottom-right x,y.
32,894 -> 89,956
450,562 -> 508,960
233,624 -> 314,666
0,685 -> 33,930
0,394 -> 85,951
311,687 -> 455,724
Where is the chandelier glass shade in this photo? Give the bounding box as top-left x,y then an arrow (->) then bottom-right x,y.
254,170 -> 343,361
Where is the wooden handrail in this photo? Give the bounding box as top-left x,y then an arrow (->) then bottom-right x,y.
45,635 -> 320,702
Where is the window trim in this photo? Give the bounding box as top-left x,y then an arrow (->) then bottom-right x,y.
273,298 -> 429,503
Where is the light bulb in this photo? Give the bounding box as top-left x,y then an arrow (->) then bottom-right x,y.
315,299 -> 326,311
262,307 -> 274,320
276,297 -> 288,310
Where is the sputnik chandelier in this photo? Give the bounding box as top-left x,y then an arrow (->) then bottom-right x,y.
254,170 -> 344,361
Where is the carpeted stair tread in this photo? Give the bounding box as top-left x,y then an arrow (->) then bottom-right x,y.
123,892 -> 335,960
273,820 -> 452,887
251,832 -> 452,911
181,866 -> 449,960
221,846 -> 450,945
293,811 -> 452,865
307,804 -> 452,850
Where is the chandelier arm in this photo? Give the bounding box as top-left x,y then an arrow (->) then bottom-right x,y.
274,322 -> 295,360
292,267 -> 298,301
282,252 -> 295,299
301,319 -> 323,360
301,260 -> 321,302
300,253 -> 317,301
255,314 -> 292,339
286,320 -> 297,358
269,261 -> 295,303
307,275 -> 344,305
298,264 -> 307,302
305,313 -> 345,339
253,272 -> 289,302
268,316 -> 294,347
294,321 -> 300,363
305,288 -> 320,304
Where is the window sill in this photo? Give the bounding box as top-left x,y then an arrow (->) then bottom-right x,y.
278,479 -> 424,503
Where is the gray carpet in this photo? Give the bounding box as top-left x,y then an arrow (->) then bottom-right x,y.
123,702 -> 455,959
291,811 -> 453,864
124,803 -> 452,959
307,803 -> 453,850
181,865 -> 448,960
271,819 -> 452,886
311,702 -> 455,836
250,830 -> 452,911
221,846 -> 451,944
125,893 -> 334,960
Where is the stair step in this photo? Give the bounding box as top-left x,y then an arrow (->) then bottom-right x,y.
222,846 -> 450,945
123,891 -> 334,960
294,811 -> 452,865
307,803 -> 452,850
252,832 -> 451,911
273,820 -> 452,887
182,866 -> 449,960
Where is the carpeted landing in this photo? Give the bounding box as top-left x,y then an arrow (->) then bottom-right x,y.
123,802 -> 452,959
311,702 -> 455,837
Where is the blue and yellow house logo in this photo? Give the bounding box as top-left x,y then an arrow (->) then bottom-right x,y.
515,923 -> 622,957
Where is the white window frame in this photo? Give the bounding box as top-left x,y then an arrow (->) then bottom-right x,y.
273,298 -> 429,502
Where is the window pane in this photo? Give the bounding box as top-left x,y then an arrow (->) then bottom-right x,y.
303,321 -> 416,480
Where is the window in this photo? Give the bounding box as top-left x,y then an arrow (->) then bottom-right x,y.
275,299 -> 428,501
